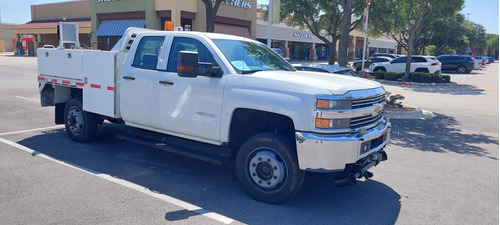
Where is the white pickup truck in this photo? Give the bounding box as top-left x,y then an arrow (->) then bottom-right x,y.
37,24 -> 391,203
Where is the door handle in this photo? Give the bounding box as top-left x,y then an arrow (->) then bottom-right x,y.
159,80 -> 174,86
123,75 -> 135,81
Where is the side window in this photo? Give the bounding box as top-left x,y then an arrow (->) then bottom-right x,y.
392,57 -> 406,63
167,37 -> 215,72
412,57 -> 426,63
132,36 -> 165,70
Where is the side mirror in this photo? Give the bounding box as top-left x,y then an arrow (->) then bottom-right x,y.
178,51 -> 199,78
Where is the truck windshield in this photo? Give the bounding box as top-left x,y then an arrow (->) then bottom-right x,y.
212,39 -> 296,74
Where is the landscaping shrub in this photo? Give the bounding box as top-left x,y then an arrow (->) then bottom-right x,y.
383,72 -> 402,81
377,71 -> 451,83
432,74 -> 444,83
410,72 -> 423,82
420,73 -> 433,83
442,75 -> 451,83
374,71 -> 385,79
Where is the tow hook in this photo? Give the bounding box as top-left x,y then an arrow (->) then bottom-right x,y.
334,151 -> 388,188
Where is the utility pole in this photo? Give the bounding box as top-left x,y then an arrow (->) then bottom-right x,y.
466,13 -> 471,20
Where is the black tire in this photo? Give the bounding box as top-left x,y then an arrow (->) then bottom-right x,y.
374,67 -> 386,72
457,65 -> 467,74
64,98 -> 99,142
415,68 -> 429,73
235,133 -> 305,204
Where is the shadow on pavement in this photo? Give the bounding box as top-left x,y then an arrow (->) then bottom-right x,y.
395,83 -> 485,95
390,114 -> 499,158
17,124 -> 401,225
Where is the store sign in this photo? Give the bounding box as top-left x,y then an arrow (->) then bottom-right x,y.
212,0 -> 252,9
293,32 -> 313,39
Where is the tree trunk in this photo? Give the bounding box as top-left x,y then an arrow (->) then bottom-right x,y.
338,0 -> 353,67
404,34 -> 414,80
328,42 -> 337,65
206,16 -> 215,32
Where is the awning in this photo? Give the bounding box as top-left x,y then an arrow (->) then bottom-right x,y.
96,19 -> 145,36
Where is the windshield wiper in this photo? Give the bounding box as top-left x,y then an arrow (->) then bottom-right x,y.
241,69 -> 263,74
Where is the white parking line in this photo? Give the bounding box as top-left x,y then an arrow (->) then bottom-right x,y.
0,137 -> 235,224
0,125 -> 65,136
15,95 -> 40,103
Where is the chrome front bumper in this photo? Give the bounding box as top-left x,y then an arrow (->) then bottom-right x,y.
295,119 -> 391,172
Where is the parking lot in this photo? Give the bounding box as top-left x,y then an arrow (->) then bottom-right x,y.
0,54 -> 498,224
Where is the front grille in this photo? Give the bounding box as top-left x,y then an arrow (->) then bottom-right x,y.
351,93 -> 385,109
350,110 -> 384,130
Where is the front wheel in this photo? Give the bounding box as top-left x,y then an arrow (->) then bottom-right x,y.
456,65 -> 467,74
235,133 -> 305,203
64,98 -> 99,142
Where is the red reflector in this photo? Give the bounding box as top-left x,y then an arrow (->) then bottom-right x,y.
38,77 -> 46,81
178,66 -> 194,71
90,84 -> 101,89
62,80 -> 71,85
51,79 -> 58,83
107,86 -> 114,91
76,82 -> 85,87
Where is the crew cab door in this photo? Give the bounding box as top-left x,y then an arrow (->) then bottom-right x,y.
156,36 -> 226,144
119,36 -> 165,128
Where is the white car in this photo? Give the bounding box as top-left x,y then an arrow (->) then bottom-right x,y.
369,56 -> 441,74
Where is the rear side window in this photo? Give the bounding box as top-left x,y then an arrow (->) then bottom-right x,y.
132,36 -> 165,70
412,57 -> 427,63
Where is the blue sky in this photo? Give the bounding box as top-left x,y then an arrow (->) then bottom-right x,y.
0,0 -> 498,34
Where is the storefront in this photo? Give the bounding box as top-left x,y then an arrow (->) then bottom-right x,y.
256,11 -> 398,62
91,0 -> 256,50
11,1 -> 91,54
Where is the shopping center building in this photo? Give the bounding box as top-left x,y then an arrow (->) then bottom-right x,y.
12,0 -> 398,60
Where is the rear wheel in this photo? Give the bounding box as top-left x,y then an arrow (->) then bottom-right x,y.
456,65 -> 467,74
415,68 -> 429,73
235,133 -> 305,203
64,98 -> 99,142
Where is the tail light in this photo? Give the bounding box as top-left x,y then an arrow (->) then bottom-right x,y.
469,61 -> 475,64
431,62 -> 439,66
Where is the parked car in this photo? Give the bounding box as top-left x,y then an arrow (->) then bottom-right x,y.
293,63 -> 356,76
437,55 -> 475,74
422,55 -> 441,68
472,56 -> 483,70
369,56 -> 441,74
480,56 -> 490,64
488,57 -> 495,63
473,56 -> 487,68
351,56 -> 393,69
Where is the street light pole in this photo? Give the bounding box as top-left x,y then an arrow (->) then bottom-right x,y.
360,1 -> 371,74
267,0 -> 273,47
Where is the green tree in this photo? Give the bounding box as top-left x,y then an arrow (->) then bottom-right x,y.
486,33 -> 499,56
427,14 -> 469,55
277,0 -> 365,65
369,0 -> 463,79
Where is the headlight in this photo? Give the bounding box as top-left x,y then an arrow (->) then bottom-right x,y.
316,99 -> 350,109
315,118 -> 350,129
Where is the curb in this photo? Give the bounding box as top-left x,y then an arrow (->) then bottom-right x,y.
386,107 -> 435,120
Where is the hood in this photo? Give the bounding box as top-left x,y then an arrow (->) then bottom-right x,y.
244,70 -> 382,95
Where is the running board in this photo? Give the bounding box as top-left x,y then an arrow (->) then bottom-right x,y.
116,128 -> 232,165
